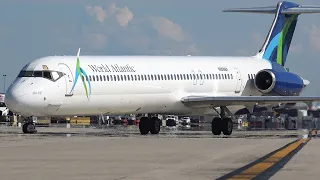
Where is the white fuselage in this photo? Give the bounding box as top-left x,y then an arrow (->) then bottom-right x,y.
5,56 -> 272,117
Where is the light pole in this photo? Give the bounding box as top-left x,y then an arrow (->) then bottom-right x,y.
2,75 -> 6,93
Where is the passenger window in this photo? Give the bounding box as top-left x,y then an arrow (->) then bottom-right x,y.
89,76 -> 92,81
138,75 -> 140,81
103,75 -> 106,81
186,74 -> 189,80
93,76 -> 96,81
177,74 -> 180,80
218,74 -> 221,79
148,75 -> 150,80
151,75 -> 154,80
180,74 -> 183,80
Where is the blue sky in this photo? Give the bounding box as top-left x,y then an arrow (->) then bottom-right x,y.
1,0 -> 320,95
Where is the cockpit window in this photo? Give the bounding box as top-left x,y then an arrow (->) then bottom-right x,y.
43,71 -> 52,79
51,71 -> 60,80
18,70 -> 34,77
33,71 -> 42,77
18,70 -> 64,82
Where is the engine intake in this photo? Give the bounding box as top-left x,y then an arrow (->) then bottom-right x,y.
254,69 -> 304,96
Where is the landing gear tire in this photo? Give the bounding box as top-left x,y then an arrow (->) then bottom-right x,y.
211,117 -> 233,136
139,117 -> 150,135
211,117 -> 222,135
22,123 -> 37,134
222,118 -> 233,135
150,117 -> 161,134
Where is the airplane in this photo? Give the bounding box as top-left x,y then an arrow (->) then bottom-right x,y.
5,1 -> 320,135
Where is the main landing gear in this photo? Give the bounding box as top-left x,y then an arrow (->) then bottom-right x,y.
22,117 -> 37,134
139,116 -> 161,135
211,106 -> 234,136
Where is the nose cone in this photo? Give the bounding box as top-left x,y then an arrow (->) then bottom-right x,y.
5,84 -> 29,116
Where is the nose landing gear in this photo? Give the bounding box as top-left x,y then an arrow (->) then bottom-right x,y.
22,117 -> 37,134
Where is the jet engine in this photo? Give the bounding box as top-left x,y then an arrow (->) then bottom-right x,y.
254,69 -> 304,96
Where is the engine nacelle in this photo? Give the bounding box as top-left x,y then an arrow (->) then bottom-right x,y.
254,69 -> 304,96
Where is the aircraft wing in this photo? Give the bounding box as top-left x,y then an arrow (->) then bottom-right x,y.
181,96 -> 320,108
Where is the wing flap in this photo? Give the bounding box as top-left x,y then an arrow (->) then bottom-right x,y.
181,96 -> 320,108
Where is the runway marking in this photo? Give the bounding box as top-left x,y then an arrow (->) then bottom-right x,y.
216,134 -> 312,180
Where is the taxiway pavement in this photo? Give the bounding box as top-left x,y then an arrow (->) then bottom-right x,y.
0,126 -> 317,180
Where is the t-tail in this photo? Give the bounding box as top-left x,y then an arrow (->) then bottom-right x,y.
224,1 -> 320,67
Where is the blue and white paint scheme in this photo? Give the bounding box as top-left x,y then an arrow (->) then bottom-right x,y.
5,1 -> 320,135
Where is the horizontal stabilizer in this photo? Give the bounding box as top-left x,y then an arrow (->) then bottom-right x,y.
223,4 -> 320,14
282,6 -> 320,14
223,6 -> 277,14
